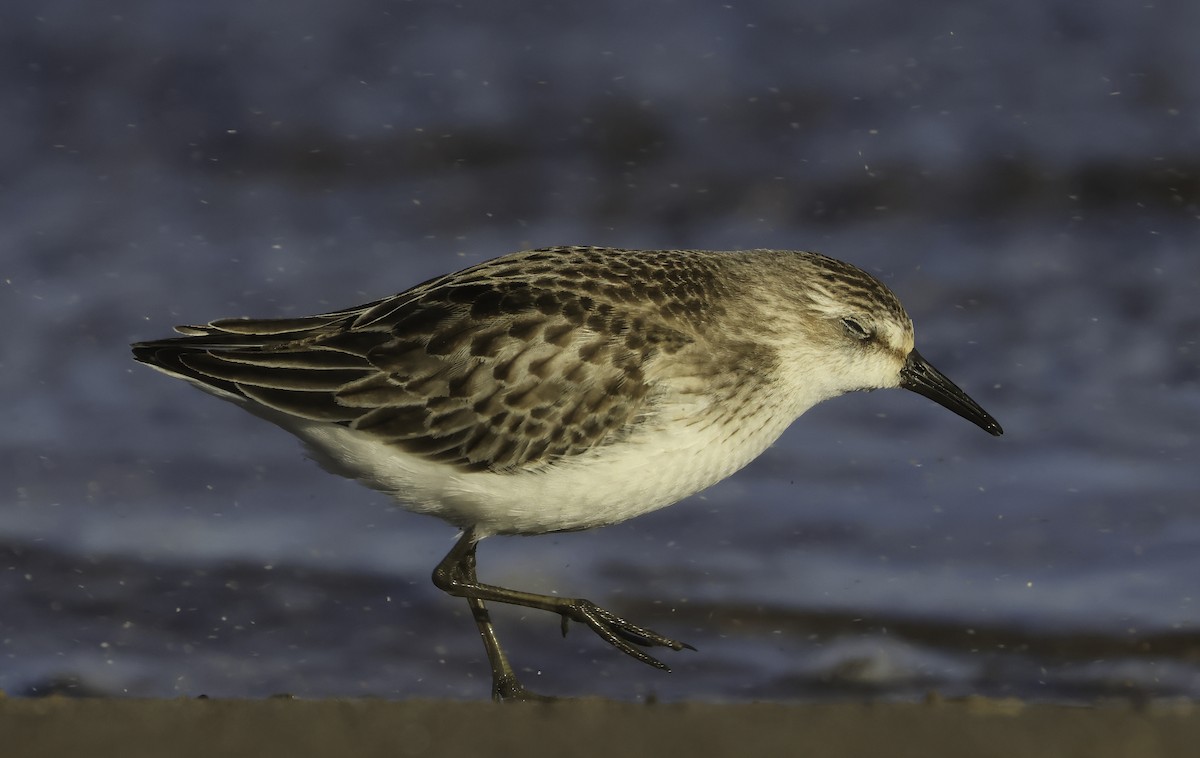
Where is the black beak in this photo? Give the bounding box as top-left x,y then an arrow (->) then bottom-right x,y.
899,349 -> 1003,436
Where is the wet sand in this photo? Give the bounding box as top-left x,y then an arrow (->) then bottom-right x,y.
3,695 -> 1197,758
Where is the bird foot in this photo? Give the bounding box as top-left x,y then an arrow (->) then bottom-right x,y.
492,673 -> 559,703
560,599 -> 695,670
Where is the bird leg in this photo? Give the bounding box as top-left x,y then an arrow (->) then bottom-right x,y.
432,528 -> 694,699
454,538 -> 551,701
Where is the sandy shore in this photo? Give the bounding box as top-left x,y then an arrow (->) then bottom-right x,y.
3,695 -> 1198,758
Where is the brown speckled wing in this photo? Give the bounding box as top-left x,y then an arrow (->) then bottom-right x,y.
131,247 -> 731,473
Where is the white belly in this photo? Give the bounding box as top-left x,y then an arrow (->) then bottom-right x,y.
290,396 -> 799,537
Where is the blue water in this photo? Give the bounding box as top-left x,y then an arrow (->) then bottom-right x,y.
2,0 -> 1197,701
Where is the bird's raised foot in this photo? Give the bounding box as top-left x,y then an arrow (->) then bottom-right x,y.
559,599 -> 695,670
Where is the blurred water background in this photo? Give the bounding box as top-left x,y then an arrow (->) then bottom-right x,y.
2,0 -> 1198,701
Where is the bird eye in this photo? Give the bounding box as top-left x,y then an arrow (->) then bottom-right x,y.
841,317 -> 873,341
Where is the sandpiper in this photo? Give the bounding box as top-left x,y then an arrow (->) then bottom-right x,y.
132,246 -> 1002,700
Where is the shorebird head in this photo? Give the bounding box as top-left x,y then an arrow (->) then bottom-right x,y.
786,252 -> 1003,437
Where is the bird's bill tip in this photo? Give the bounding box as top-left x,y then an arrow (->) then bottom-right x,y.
899,349 -> 1003,436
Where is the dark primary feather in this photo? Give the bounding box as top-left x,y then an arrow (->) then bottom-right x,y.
131,247 -> 756,473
